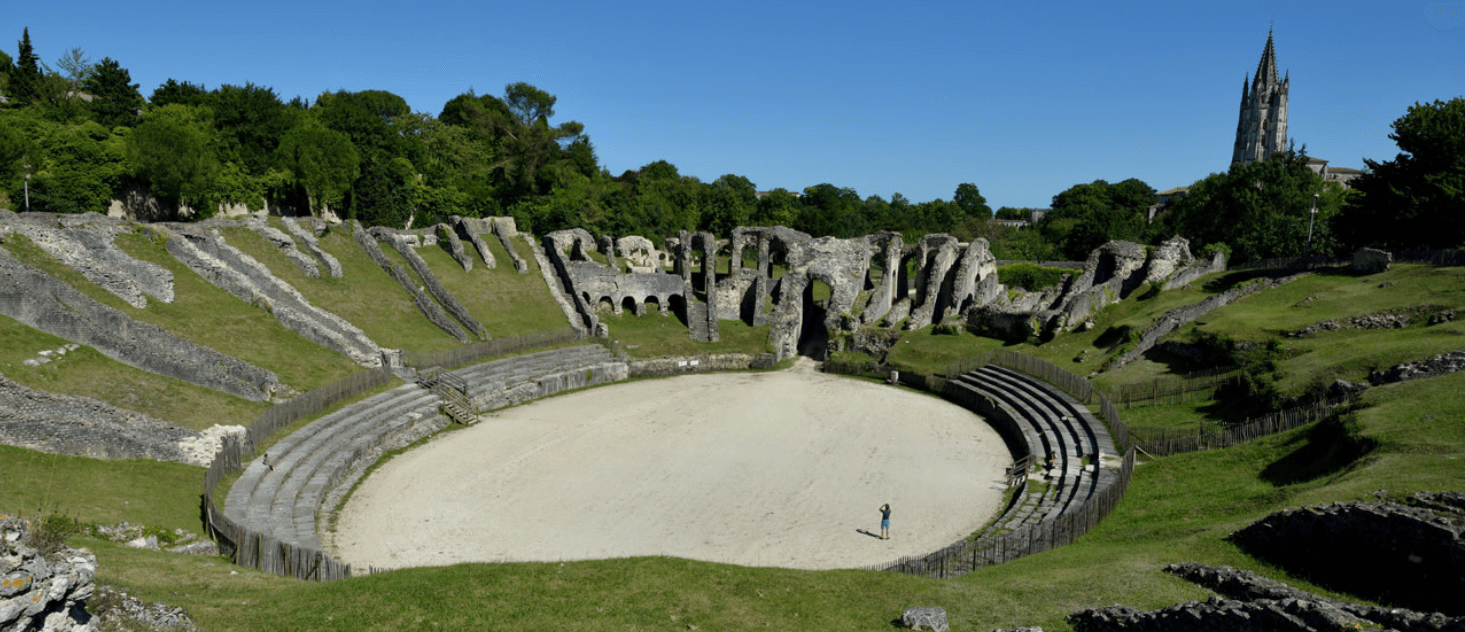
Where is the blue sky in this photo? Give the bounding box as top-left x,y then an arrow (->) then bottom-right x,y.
6,0 -> 1462,209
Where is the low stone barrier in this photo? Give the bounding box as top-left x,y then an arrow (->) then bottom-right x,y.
627,352 -> 772,377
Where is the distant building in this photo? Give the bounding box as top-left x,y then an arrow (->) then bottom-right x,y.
1232,30 -> 1289,166
754,190 -> 803,200
1148,187 -> 1190,221
1304,157 -> 1365,189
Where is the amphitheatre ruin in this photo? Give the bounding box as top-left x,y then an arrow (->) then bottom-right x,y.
4,206 -> 1462,631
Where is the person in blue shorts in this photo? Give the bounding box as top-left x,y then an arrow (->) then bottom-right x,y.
879,503 -> 891,540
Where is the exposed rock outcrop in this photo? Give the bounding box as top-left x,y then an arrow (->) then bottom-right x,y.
0,515 -> 97,632
1353,247 -> 1392,274
247,219 -> 319,278
351,221 -> 470,343
1109,273 -> 1307,370
450,216 -> 496,269
371,226 -> 487,339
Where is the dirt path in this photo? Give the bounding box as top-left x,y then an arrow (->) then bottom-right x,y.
332,360 -> 1010,571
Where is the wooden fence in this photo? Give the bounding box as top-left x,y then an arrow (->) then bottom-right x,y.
1228,255 -> 1350,272
1394,249 -> 1465,266
1112,366 -> 1243,408
401,328 -> 583,370
203,364 -> 395,582
1130,398 -> 1344,456
833,351 -> 1138,577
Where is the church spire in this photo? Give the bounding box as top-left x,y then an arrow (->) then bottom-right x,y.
1254,28 -> 1279,87
1232,29 -> 1290,165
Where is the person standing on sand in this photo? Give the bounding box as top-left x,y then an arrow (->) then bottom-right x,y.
879,503 -> 891,540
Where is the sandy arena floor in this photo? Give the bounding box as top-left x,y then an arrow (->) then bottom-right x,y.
332,360 -> 1010,570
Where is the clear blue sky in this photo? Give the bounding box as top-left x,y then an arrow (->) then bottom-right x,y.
6,1 -> 1462,209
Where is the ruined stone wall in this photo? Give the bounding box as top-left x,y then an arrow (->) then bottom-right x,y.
249,219 -> 320,278
350,221 -> 470,343
280,217 -> 343,278
371,226 -> 487,339
522,231 -> 594,336
0,245 -> 280,401
161,223 -> 384,367
626,353 -> 773,377
1110,272 -> 1305,370
0,372 -> 201,463
0,212 -> 174,309
471,360 -> 628,411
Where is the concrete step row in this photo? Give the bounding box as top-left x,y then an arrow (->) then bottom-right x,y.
951,365 -> 1115,529
224,344 -> 623,549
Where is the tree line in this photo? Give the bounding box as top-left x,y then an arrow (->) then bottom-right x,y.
1,27 -> 1461,262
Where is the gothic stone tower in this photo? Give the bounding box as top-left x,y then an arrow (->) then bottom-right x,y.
1231,29 -> 1289,165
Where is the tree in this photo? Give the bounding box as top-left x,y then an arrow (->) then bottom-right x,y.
149,79 -> 210,108
11,28 -> 41,103
1338,97 -> 1465,249
211,83 -> 296,174
753,188 -> 801,228
953,183 -> 993,222
127,104 -> 219,216
1170,147 -> 1346,263
83,57 -> 144,128
277,118 -> 360,215
53,47 -> 92,88
1043,178 -> 1154,258
702,174 -> 756,234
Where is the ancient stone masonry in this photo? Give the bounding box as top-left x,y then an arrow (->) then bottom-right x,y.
1038,240 -> 1149,333
1370,350 -> 1465,385
615,236 -> 664,274
1231,493 -> 1465,616
436,223 -> 472,272
491,217 -> 531,274
543,229 -> 683,321
247,218 -> 320,278
159,224 -> 384,368
945,238 -> 1003,322
0,515 -> 98,632
679,231 -> 720,342
907,234 -> 961,331
859,231 -> 905,326
525,230 -> 598,336
0,211 -> 174,309
449,216 -> 497,269
350,220 -> 470,343
1069,561 -> 1465,632
0,246 -> 280,401
0,372 -> 214,464
1110,273 -> 1307,370
368,226 -> 487,340
280,217 -> 343,278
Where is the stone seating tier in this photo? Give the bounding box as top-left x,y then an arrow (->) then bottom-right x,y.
948,364 -> 1119,535
225,345 -> 621,550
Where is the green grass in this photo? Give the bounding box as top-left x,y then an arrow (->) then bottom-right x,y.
0,313 -> 270,430
412,238 -> 570,337
600,308 -> 773,358
0,444 -> 204,534
1,231 -> 360,393
220,223 -> 462,354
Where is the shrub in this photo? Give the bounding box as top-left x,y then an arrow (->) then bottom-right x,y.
998,263 -> 1068,291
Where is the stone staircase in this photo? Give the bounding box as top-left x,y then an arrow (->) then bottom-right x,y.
948,365 -> 1120,536
687,300 -> 712,342
224,344 -> 625,550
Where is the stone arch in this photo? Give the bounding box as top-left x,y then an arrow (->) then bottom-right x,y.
597,296 -> 615,313
645,294 -> 665,315
622,295 -> 640,316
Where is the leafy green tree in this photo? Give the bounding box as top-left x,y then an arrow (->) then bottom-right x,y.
83,57 -> 144,128
702,174 -> 756,235
953,183 -> 993,222
210,83 -> 297,174
149,79 -> 210,108
1042,178 -> 1154,258
1170,147 -> 1345,263
1338,97 -> 1465,249
753,188 -> 801,228
800,183 -> 866,237
16,116 -> 126,214
349,155 -> 414,227
127,104 -> 219,216
440,85 -> 587,203
994,206 -> 1031,221
277,118 -> 360,215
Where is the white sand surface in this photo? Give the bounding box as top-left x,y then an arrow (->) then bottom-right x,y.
332,360 -> 1010,570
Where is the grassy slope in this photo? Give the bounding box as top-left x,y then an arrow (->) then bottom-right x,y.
221,223 -> 459,354
0,444 -> 203,533
414,238 -> 570,338
1,232 -> 359,394
0,314 -> 269,430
